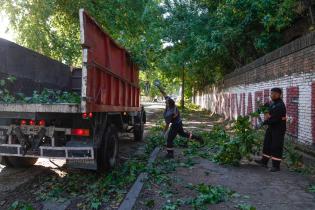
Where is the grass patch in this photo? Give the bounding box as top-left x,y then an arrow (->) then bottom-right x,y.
283,141 -> 315,174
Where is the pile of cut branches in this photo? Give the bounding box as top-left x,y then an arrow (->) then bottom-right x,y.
0,76 -> 80,104
213,116 -> 262,166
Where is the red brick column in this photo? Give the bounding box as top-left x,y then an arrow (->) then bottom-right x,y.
224,93 -> 231,119
247,93 -> 253,115
241,93 -> 246,116
286,86 -> 299,137
236,93 -> 244,116
312,82 -> 315,143
231,93 -> 237,119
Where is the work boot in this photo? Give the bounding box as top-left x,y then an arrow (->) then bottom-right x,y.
193,135 -> 204,145
196,136 -> 204,145
165,150 -> 174,159
270,159 -> 281,172
254,156 -> 269,168
269,167 -> 280,172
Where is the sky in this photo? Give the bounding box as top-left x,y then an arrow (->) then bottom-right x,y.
0,11 -> 15,42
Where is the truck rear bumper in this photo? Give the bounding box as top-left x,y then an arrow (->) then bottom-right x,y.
0,144 -> 94,159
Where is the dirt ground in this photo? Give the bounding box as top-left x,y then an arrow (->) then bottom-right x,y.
134,150 -> 315,210
134,108 -> 315,210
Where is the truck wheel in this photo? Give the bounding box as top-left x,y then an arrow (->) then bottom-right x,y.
141,106 -> 147,124
134,113 -> 144,141
0,156 -> 12,167
101,124 -> 119,170
6,156 -> 38,168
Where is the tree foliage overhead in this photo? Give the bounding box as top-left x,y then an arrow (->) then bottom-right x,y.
0,0 -> 163,66
158,0 -> 298,93
0,0 -> 299,96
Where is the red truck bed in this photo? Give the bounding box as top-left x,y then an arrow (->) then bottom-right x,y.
0,9 -> 140,114
79,9 -> 140,113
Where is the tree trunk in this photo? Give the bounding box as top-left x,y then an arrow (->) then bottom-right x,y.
181,68 -> 185,112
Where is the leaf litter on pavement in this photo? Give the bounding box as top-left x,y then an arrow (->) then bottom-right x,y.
9,108 -> 314,210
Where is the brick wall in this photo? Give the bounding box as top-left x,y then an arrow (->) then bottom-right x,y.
195,32 -> 315,145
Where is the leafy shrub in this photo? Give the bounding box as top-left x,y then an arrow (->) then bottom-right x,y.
150,119 -> 165,132
214,116 -> 262,166
207,125 -> 230,146
145,133 -> 164,154
184,102 -> 201,111
284,142 -> 304,170
214,138 -> 243,166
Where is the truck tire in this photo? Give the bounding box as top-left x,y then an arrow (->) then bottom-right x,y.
142,109 -> 146,124
6,156 -> 38,168
100,124 -> 119,170
134,112 -> 144,141
0,156 -> 12,167
141,106 -> 146,124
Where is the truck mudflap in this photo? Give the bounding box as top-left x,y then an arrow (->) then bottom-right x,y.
0,144 -> 94,159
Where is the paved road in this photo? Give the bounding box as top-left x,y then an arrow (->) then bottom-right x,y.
0,102 -> 164,206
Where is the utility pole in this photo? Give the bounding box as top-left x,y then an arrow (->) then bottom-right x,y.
181,68 -> 185,112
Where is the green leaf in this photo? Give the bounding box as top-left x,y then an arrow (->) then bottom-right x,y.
145,199 -> 155,208
308,184 -> 315,193
236,204 -> 256,210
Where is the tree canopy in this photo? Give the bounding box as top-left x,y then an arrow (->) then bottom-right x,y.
0,0 -> 300,98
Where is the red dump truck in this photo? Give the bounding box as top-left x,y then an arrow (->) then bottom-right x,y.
0,9 -> 145,170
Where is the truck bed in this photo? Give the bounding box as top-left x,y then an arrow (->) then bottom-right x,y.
0,9 -> 141,114
0,103 -> 80,113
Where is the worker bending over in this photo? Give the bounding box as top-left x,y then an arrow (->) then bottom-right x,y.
255,88 -> 287,172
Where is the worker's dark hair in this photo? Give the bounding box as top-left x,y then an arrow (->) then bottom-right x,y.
271,87 -> 282,94
168,98 -> 175,108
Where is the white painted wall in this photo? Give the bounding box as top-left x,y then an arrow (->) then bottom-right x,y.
196,73 -> 315,145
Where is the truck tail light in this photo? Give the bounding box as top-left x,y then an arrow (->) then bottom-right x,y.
21,120 -> 27,125
82,112 -> 93,119
39,120 -> 46,126
71,129 -> 90,137
29,120 -> 35,125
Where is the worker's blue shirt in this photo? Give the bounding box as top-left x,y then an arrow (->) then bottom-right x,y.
164,96 -> 181,125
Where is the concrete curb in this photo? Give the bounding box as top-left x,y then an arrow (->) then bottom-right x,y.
118,147 -> 160,210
